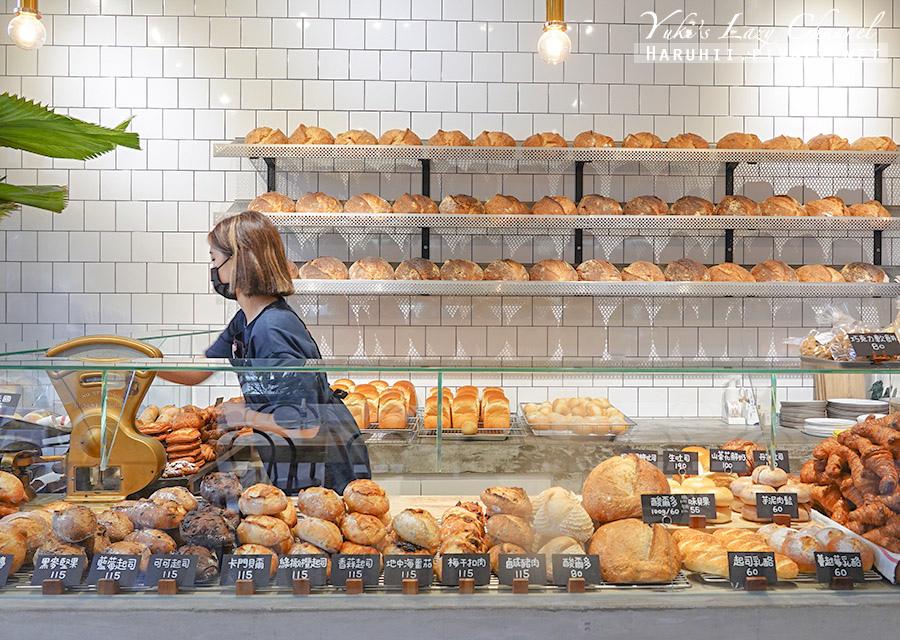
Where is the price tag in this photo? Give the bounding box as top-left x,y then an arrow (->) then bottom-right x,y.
275,554 -> 328,587
0,392 -> 21,426
0,555 -> 12,587
550,554 -> 601,586
31,554 -> 86,587
497,554 -> 546,586
383,555 -> 434,588
145,554 -> 198,588
814,552 -> 864,583
87,554 -> 141,587
641,494 -> 716,524
219,554 -> 272,587
663,450 -> 699,476
752,450 -> 790,472
331,554 -> 380,587
727,551 -> 777,588
709,448 -> 747,474
755,492 -> 799,520
621,450 -> 659,467
440,553 -> 490,586
847,332 -> 900,359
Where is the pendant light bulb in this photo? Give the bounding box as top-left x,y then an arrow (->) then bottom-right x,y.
8,2 -> 45,51
538,22 -> 570,65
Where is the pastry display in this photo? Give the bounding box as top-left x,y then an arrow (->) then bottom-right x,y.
392,193 -> 438,214
484,194 -> 531,215
483,259 -> 529,281
623,132 -> 664,148
335,129 -> 378,145
296,191 -> 343,213
523,132 -> 567,147
528,259 -> 577,282
299,256 -> 349,280
522,397 -> 630,435
573,131 -> 614,148
427,130 -> 471,146
288,124 -> 334,144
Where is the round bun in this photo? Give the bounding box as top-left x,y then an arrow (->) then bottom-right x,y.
104,541 -> 151,572
335,129 -> 377,145
344,193 -> 391,213
587,519 -> 680,583
582,454 -> 669,523
391,509 -> 440,551
238,483 -> 288,516
349,257 -> 395,280
293,514 -> 343,553
670,195 -> 715,216
340,512 -> 387,546
178,510 -> 235,548
472,131 -> 516,147
573,131 -> 614,148
751,464 -> 788,487
841,262 -> 887,283
51,505 -> 98,543
763,135 -> 808,150
484,194 -> 531,215
851,136 -> 898,151
379,128 -> 422,145
237,514 -> 292,552
707,262 -> 755,282
577,195 -> 622,215
392,193 -> 438,214
248,191 -> 296,213
805,196 -> 848,217
750,260 -> 798,282
483,259 -> 529,281
125,528 -> 177,554
296,192 -> 343,213
244,127 -> 288,144
532,196 -> 576,215
760,195 -> 805,216
716,132 -> 763,149
797,264 -> 845,282
439,195 -> 485,215
621,261 -> 664,281
577,260 -> 621,282
427,129 -> 471,146
808,133 -> 850,150
296,486 -> 345,523
664,258 -> 709,282
34,539 -> 86,563
440,259 -> 484,281
200,472 -> 242,508
0,472 -> 25,504
343,479 -> 390,516
129,499 -> 187,530
716,195 -> 760,216
623,132 -> 664,148
300,256 -> 349,280
395,258 -> 440,280
150,487 -> 198,512
480,486 -> 533,518
488,542 -> 527,572
0,512 -> 49,560
667,133 -> 709,149
529,259 -> 577,282
485,514 -> 533,549
0,527 -> 27,573
523,132 -> 567,147
233,544 -> 278,577
849,201 -> 890,218
288,124 -> 334,144
623,195 -> 667,216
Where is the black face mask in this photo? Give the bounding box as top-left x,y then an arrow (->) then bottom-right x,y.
210,256 -> 237,300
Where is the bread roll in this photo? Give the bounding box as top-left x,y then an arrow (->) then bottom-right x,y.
667,133 -> 709,148
621,261 -> 664,281
472,131 -> 516,147
808,133 -> 850,150
797,264 -> 845,282
707,262 -> 755,282
248,191 -> 296,213
623,195 -> 667,216
849,201 -> 890,218
484,194 -> 530,215
763,135 -> 808,150
379,128 -> 422,145
573,131 -> 614,148
244,127 -> 288,144
395,258 -> 440,280
0,472 -> 25,505
349,257 -> 395,280
483,259 -> 529,281
150,487 -> 198,512
523,132 -> 567,147
392,509 -> 440,551
300,256 -> 349,280
588,519 -> 681,583
805,196 -> 848,217
670,195 -> 715,216
577,260 -> 621,282
96,510 -> 134,543
715,195 -> 760,216
427,129 -> 471,146
52,505 -> 98,543
841,262 -> 887,283
237,514 -> 292,551
296,486 -> 345,523
760,195 -> 805,216
288,124 -> 334,144
750,260 -> 798,282
439,194 -> 485,215
532,196 -> 576,215
664,258 -> 709,282
295,191 -> 342,213
392,193 -> 438,214
487,542 -> 526,573
623,132 -> 664,148
292,514 -> 343,553
125,528 -> 176,554
851,136 -> 898,151
582,454 -> 669,523
577,195 -> 622,215
529,259 -> 577,281
335,129 -> 377,144
0,527 -> 27,573
440,259 -> 484,281
340,512 -> 387,546
343,479 -> 390,516
344,193 -> 391,213
716,132 -> 763,149
485,514 -> 533,549
239,484 -> 288,516
531,487 -> 594,542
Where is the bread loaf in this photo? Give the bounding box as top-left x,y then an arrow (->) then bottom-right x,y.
379,128 -> 422,145
805,196 -> 848,217
716,132 -> 763,149
335,129 -> 377,144
715,195 -> 760,216
395,258 -> 440,280
348,257 -> 395,280
623,132 -> 664,148
523,132 -> 567,147
484,194 -> 531,215
427,129 -> 471,146
621,261 -> 664,281
295,191 -> 343,213
577,195 -> 622,215
531,487 -> 594,542
582,454 -> 669,523
392,193 -> 438,213
796,264 -> 845,282
623,195 -> 667,216
300,257 -> 349,280
666,133 -> 709,148
849,201 -> 890,218
343,479 -> 390,517
472,131 -> 516,147
850,136 -> 898,151
841,262 -> 887,283
707,262 -> 755,282
343,393 -> 369,430
244,127 -> 288,144
424,395 -> 451,431
532,196 -> 576,215
577,260 -> 621,281
288,124 -> 334,144
377,391 -> 408,430
760,195 -> 805,216
670,195 -> 715,216
588,519 -> 681,583
808,133 -> 849,150
440,259 -> 484,281
248,191 -> 296,213
344,193 -> 391,214
529,259 -> 577,281
763,135 -> 808,150
354,385 -> 379,425
750,260 -> 798,282
439,195 -> 485,215
483,259 -> 529,281
573,130 -> 615,147
664,258 -> 709,282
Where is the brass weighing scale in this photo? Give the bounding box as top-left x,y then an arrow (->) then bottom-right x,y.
45,336 -> 167,502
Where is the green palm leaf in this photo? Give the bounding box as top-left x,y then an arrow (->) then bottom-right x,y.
0,93 -> 140,160
0,183 -> 67,213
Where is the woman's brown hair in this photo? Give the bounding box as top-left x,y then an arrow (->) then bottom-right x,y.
208,211 -> 295,297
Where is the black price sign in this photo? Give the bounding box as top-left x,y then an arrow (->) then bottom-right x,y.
663,450 -> 699,476
220,554 -> 272,587
275,555 -> 328,587
331,554 -> 380,587
551,554 -> 601,586
814,552 -> 865,583
0,392 -> 21,426
383,555 -> 434,588
145,554 -> 198,588
709,448 -> 747,474
87,554 -> 141,587
621,450 -> 659,467
497,554 -> 547,586
0,554 -> 12,587
755,492 -> 799,520
31,554 -> 86,587
752,450 -> 790,472
440,553 -> 490,586
641,494 -> 716,525
728,552 -> 778,588
847,332 -> 900,359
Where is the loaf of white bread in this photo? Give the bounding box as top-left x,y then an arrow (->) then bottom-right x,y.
333,379 -> 417,429
425,386 -> 510,434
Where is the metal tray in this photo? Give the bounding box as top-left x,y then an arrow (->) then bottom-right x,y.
520,404 -> 636,439
800,355 -> 900,369
360,413 -> 420,443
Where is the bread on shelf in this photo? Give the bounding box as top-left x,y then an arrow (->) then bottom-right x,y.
670,195 -> 715,216
851,136 -> 898,151
623,132 -> 664,148
379,128 -> 422,145
716,132 -> 763,149
395,258 -> 440,280
715,194 -> 760,216
796,264 -> 845,282
438,194 -> 485,215
573,130 -> 615,148
841,262 -> 887,283
666,132 -> 709,148
664,258 -> 709,282
334,129 -> 378,144
299,257 -> 349,280
244,127 -> 288,144
576,260 -> 621,282
344,193 -> 391,213
582,454 -> 669,523
588,518 -> 681,583
248,191 -> 295,213
577,195 -> 622,215
483,259 -> 529,281
523,132 -> 568,147
623,195 -> 668,216
529,259 -> 578,281
472,131 -> 516,147
532,196 -> 576,215
427,129 -> 471,146
296,191 -> 343,213
288,124 -> 334,145
348,257 -> 395,280
707,262 -> 756,282
805,196 -> 849,217
763,135 -> 809,150
760,195 -> 805,217
808,133 -> 850,150
849,201 -> 890,218
484,194 -> 531,215
440,259 -> 484,281
392,193 -> 438,214
621,261 -> 664,281
750,260 -> 798,282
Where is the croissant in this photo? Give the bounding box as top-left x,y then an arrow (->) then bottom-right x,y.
848,500 -> 893,526
811,484 -> 842,512
839,474 -> 871,509
875,486 -> 900,511
837,430 -> 880,457
862,447 -> 899,494
831,499 -> 851,525
814,438 -> 866,486
854,420 -> 900,447
801,459 -> 831,485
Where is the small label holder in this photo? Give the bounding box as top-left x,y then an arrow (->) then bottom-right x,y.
331,554 -> 381,587
813,551 -> 864,584
663,450 -> 699,476
497,554 -> 547,586
755,492 -> 799,520
550,554 -> 601,587
219,554 -> 272,587
727,551 -> 778,589
752,450 -> 790,472
440,553 -> 490,586
709,448 -> 748,474
145,554 -> 198,588
641,493 -> 716,525
86,554 -> 141,587
31,555 -> 86,587
0,555 -> 12,587
847,332 -> 900,360
383,555 -> 434,588
621,450 -> 659,467
275,554 -> 328,587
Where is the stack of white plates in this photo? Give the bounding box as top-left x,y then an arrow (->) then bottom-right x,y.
827,398 -> 889,421
803,417 -> 855,437
779,401 -> 827,429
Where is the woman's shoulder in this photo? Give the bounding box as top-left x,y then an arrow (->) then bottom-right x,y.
255,301 -> 305,330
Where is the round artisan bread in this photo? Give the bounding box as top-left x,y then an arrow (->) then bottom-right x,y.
441,259 -> 484,281
124,528 -> 177,554
248,191 -> 296,213
296,486 -> 345,523
715,195 -> 760,216
841,262 -> 887,283
395,258 -> 440,280
623,195 -> 667,216
340,512 -> 387,547
472,131 -> 516,147
587,518 -> 681,582
51,504 -> 98,543
293,514 -> 343,553
238,483 -> 288,516
750,260 -> 798,282
237,514 -> 292,553
483,259 -> 529,281
670,195 -> 715,216
529,259 -> 577,282
0,526 -> 27,573
577,195 -> 622,215
379,128 -> 422,145
808,133 -> 850,150
343,479 -> 390,516
300,256 -> 349,280
439,195 -> 485,215
623,132 -> 664,148
392,508 -> 440,551
850,136 -> 898,151
763,135 -> 808,150
716,132 -> 763,149
707,262 -> 755,282
484,194 -> 531,215
427,129 -> 471,146
392,193 -> 438,214
667,132 -> 709,148
805,196 -> 848,217
581,454 -> 669,523
573,131 -> 615,148
664,258 -> 709,282
485,514 -> 534,549
335,129 -> 378,145
244,127 -> 288,144
760,195 -> 805,216
621,261 -> 664,281
349,257 -> 395,280
523,132 -> 567,147
480,486 -> 533,518
344,193 -> 391,214
532,196 -> 576,215
296,191 -> 343,213
577,260 -> 621,282
796,264 -> 845,282
848,201 -> 890,218
288,124 -> 334,144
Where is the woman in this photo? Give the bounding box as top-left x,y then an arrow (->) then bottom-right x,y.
159,211 -> 370,491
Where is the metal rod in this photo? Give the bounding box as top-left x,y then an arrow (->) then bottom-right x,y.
546,0 -> 564,22
874,163 -> 889,202
574,228 -> 583,265
420,159 -> 431,260
574,160 -> 585,202
874,229 -> 883,266
264,157 -> 276,192
725,229 -> 734,263
421,227 -> 430,260
725,162 -> 738,196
